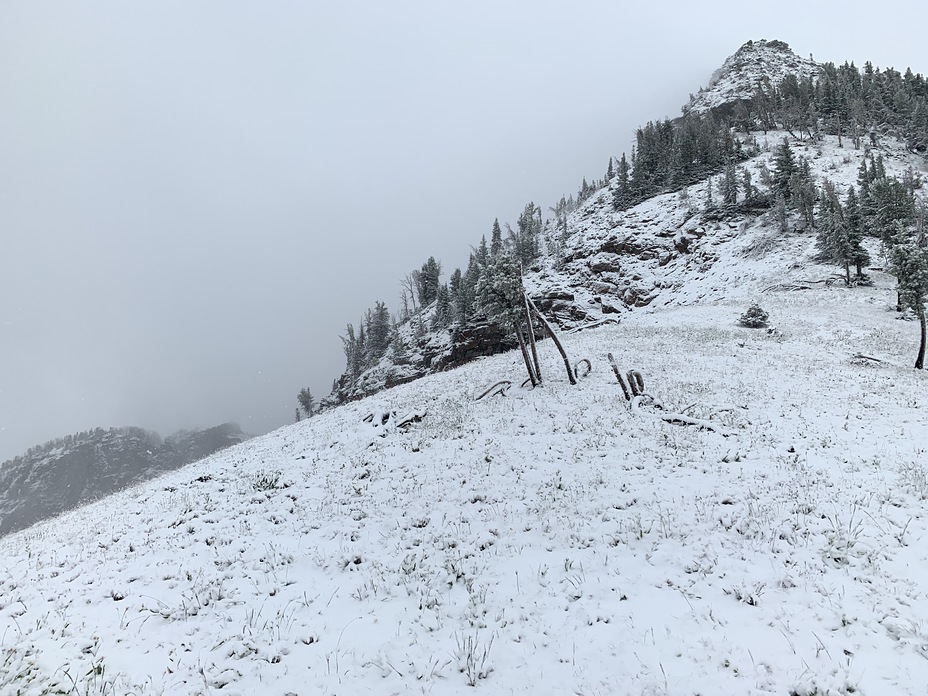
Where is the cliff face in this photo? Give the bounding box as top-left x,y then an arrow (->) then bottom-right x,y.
0,423 -> 248,537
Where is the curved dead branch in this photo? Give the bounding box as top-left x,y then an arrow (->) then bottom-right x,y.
397,411 -> 426,429
627,370 -> 645,396
574,359 -> 592,379
475,380 -> 513,400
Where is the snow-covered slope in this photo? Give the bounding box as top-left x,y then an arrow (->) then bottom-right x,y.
535,131 -> 925,324
330,130 -> 925,406
686,39 -> 820,114
4,38 -> 928,696
2,259 -> 928,694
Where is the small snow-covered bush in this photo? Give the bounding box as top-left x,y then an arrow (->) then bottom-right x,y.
251,469 -> 282,491
738,304 -> 769,328
898,460 -> 928,499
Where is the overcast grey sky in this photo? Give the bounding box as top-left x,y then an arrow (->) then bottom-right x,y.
0,1 -> 924,461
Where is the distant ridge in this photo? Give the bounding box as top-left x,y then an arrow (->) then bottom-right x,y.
0,422 -> 249,536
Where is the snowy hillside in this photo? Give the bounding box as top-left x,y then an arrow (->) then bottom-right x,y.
2,253 -> 928,694
4,36 -> 928,696
529,130 -> 926,332
685,39 -> 820,114
328,111 -> 926,406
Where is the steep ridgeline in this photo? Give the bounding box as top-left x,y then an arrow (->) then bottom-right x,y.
684,38 -> 820,115
0,423 -> 249,537
322,39 -> 928,407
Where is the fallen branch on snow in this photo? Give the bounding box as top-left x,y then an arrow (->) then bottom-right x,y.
566,318 -> 619,334
851,352 -> 883,364
631,394 -> 733,437
475,381 -> 513,400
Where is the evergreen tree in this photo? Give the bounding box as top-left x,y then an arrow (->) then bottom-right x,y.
774,193 -> 789,234
741,167 -> 754,201
856,156 -> 874,220
790,158 -> 816,229
873,153 -> 887,180
720,161 -> 739,207
449,267 -> 466,323
475,253 -> 524,327
815,180 -> 855,284
432,283 -> 452,329
416,257 -> 442,307
475,235 -> 489,267
490,219 -> 503,258
511,203 -> 543,266
297,387 -> 317,417
869,176 -> 916,243
389,324 -> 411,365
461,242 -> 488,321
341,323 -> 364,383
363,301 -> 391,366
844,186 -> 870,278
475,253 -> 538,385
889,234 -> 928,368
612,153 -> 631,210
772,138 -> 798,201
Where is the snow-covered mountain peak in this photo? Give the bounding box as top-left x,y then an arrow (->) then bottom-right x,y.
686,39 -> 820,114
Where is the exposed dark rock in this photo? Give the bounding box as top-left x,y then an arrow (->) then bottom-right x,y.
435,322 -> 518,370
588,253 -> 623,273
590,281 -> 618,294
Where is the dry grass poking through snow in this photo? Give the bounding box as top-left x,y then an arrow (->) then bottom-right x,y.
1,274 -> 927,695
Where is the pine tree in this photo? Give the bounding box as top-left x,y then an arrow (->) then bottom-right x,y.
774,193 -> 789,234
475,253 -> 524,327
475,253 -> 537,385
449,268 -> 466,323
790,158 -> 816,229
363,301 -> 391,366
612,153 -> 631,210
461,243 -> 487,321
772,138 -> 798,201
341,324 -> 364,383
490,219 -> 503,258
741,168 -> 754,201
389,324 -> 411,365
297,388 -> 317,417
869,176 -> 916,243
889,234 -> 928,368
432,283 -> 452,329
720,161 -> 738,207
844,186 -> 870,278
815,180 -> 854,284
416,257 -> 442,307
512,203 -> 542,267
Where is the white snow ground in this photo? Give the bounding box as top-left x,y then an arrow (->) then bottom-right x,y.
3,119 -> 928,694
2,263 -> 928,695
